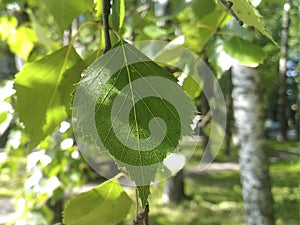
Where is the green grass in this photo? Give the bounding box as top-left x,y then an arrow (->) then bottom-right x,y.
121,139 -> 299,225
1,140 -> 299,224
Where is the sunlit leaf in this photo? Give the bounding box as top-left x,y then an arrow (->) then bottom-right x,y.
94,0 -> 102,19
63,178 -> 132,225
0,15 -> 17,41
14,46 -> 81,148
223,36 -> 266,67
7,26 -> 37,60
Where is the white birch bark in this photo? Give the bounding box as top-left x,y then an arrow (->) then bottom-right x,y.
232,64 -> 275,225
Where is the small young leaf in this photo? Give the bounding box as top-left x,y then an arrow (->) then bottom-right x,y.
110,0 -> 125,31
223,36 -> 266,67
227,0 -> 276,44
63,178 -> 132,225
14,46 -> 81,148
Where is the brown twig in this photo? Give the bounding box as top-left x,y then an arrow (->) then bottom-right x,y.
102,0 -> 111,53
144,204 -> 149,225
198,110 -> 212,129
133,204 -> 150,225
219,0 -> 244,26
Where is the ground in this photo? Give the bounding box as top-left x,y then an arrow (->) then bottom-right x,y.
0,140 -> 299,225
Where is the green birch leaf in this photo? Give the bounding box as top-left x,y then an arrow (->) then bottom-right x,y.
228,0 -> 276,44
75,42 -> 195,207
63,178 -> 132,225
223,36 -> 266,67
41,0 -> 92,33
110,0 -> 125,31
14,46 -> 81,148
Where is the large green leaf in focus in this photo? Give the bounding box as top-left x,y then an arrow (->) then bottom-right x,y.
227,0 -> 276,43
63,178 -> 132,225
14,46 -> 81,148
89,43 -> 195,207
223,36 -> 266,67
41,0 -> 92,33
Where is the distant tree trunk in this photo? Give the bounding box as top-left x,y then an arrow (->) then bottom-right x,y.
278,0 -> 291,141
297,79 -> 300,141
162,170 -> 186,204
232,64 -> 275,225
224,69 -> 233,156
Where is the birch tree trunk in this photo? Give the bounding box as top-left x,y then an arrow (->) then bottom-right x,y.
232,64 -> 275,225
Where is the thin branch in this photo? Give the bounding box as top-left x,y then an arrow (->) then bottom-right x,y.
132,211 -> 145,225
133,204 -> 150,225
102,0 -> 112,53
144,204 -> 149,225
219,0 -> 244,26
198,110 -> 212,129
135,188 -> 139,216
